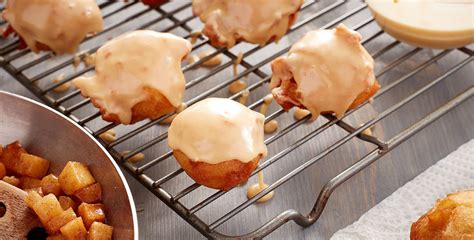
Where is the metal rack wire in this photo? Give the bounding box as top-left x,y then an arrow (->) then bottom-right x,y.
0,1 -> 472,238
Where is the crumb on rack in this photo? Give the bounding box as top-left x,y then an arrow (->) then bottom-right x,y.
73,53 -> 82,68
264,120 -> 278,133
121,151 -> 145,163
186,54 -> 200,65
189,30 -> 202,45
228,80 -> 247,95
239,89 -> 250,105
293,107 -> 310,120
52,73 -> 71,93
259,94 -> 274,115
83,52 -> 96,67
263,94 -> 273,105
233,52 -> 244,77
360,124 -> 374,136
98,129 -> 116,143
73,51 -> 96,68
198,50 -> 222,67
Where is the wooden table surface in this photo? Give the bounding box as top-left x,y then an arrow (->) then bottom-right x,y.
0,1 -> 473,239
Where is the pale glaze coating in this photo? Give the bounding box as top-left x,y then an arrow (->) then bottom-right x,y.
270,24 -> 376,119
192,0 -> 303,48
3,0 -> 103,54
168,98 -> 267,164
73,30 -> 191,124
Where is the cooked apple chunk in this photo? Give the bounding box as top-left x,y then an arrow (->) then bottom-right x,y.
3,175 -> 20,187
20,176 -> 42,189
77,203 -> 106,229
60,217 -> 87,240
1,141 -> 26,173
5,141 -> 116,239
30,193 -> 64,224
0,162 -> 6,179
46,235 -> 65,240
42,174 -> 62,196
25,190 -> 42,208
74,182 -> 102,204
59,196 -> 78,212
25,187 -> 44,196
88,222 -> 114,240
59,162 -> 96,195
17,152 -> 50,178
45,207 -> 77,235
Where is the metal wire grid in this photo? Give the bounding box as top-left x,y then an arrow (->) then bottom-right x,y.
0,1 -> 473,238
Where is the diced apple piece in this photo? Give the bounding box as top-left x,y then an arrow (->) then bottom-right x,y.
25,191 -> 43,209
74,183 -> 102,204
77,203 -> 106,229
87,222 -> 113,240
59,196 -> 78,211
45,208 -> 77,235
20,176 -> 42,190
59,162 -> 96,195
3,176 -> 20,187
42,174 -> 62,196
60,217 -> 87,240
0,141 -> 26,173
17,153 -> 50,178
25,187 -> 44,196
0,162 -> 6,179
32,194 -> 64,224
47,235 -> 65,240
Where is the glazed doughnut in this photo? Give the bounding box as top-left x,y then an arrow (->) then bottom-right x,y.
411,190 -> 474,239
73,30 -> 191,125
168,98 -> 267,191
192,0 -> 303,48
270,24 -> 380,120
2,0 -> 103,54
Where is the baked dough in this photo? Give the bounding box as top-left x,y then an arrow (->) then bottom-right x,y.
168,98 -> 267,190
192,0 -> 303,48
2,0 -> 103,54
73,30 -> 191,125
173,150 -> 262,191
270,24 -> 380,120
411,190 -> 474,240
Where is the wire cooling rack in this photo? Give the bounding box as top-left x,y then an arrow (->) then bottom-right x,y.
0,1 -> 472,238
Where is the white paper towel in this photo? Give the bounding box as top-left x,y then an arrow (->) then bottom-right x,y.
331,139 -> 474,240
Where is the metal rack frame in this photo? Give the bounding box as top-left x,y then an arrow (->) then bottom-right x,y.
0,1 -> 472,239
